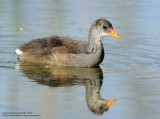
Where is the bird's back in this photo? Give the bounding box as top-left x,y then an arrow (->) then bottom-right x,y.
20,36 -> 87,53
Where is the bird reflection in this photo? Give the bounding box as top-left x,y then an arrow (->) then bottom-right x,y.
16,62 -> 116,114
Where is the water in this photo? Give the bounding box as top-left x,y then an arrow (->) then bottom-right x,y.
0,0 -> 160,119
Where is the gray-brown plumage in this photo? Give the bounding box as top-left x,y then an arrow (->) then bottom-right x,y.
16,19 -> 120,67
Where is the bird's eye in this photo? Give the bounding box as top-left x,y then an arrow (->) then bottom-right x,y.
99,106 -> 104,111
103,26 -> 107,29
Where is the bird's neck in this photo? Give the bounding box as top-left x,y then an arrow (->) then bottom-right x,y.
87,30 -> 103,54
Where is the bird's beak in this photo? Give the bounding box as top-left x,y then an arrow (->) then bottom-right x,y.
109,28 -> 120,40
106,99 -> 117,108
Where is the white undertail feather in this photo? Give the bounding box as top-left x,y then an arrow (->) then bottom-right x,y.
15,48 -> 23,55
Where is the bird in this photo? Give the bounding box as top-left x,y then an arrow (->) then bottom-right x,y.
15,19 -> 120,67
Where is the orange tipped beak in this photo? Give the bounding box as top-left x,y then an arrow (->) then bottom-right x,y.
106,99 -> 117,108
109,28 -> 120,40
